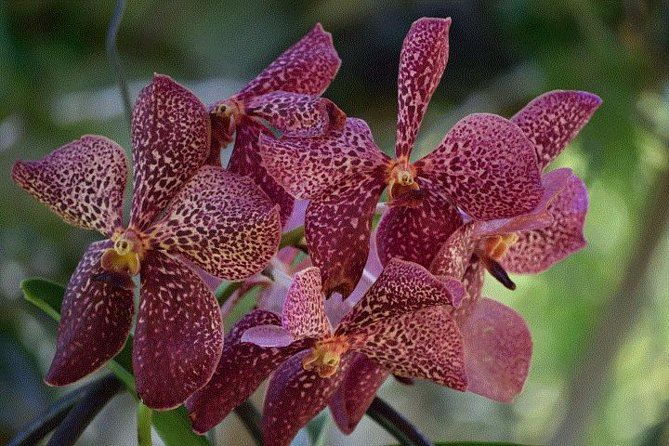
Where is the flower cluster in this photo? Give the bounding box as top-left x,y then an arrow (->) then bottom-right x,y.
13,16 -> 600,445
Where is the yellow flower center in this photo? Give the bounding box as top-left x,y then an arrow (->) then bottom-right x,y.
302,336 -> 350,378
483,233 -> 519,261
386,158 -> 419,199
101,229 -> 147,276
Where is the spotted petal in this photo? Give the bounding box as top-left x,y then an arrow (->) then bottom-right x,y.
245,92 -> 346,137
377,179 -> 463,269
229,118 -> 295,226
12,136 -> 127,237
458,298 -> 532,402
130,74 -> 210,230
329,353 -> 388,434
417,113 -> 543,220
262,350 -> 350,446
511,90 -> 602,170
355,307 -> 467,389
238,23 -> 341,99
280,267 -> 331,339
396,18 -> 451,159
501,172 -> 588,274
45,241 -> 134,386
430,224 -> 477,279
134,250 -> 223,410
337,258 -> 460,334
149,166 -> 281,281
186,310 -> 304,434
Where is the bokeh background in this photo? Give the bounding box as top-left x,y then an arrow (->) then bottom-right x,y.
1,1 -> 668,445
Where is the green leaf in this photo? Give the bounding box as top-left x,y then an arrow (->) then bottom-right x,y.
152,407 -> 210,446
21,278 -> 66,320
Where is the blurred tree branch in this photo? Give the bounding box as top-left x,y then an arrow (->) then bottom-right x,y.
106,0 -> 132,125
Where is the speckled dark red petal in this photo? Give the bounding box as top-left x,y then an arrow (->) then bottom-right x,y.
12,136 -> 127,237
258,118 -> 390,201
149,165 -> 281,281
129,74 -> 210,230
501,172 -> 588,274
511,90 -> 602,170
186,310 -> 305,434
281,267 -> 331,339
134,250 -> 223,410
45,240 -> 134,386
376,179 -> 463,269
451,259 -> 486,321
458,298 -> 532,402
245,92 -> 346,137
355,307 -> 467,389
238,23 -> 341,99
429,224 -> 477,280
305,178 -> 387,298
329,353 -> 388,434
228,118 -> 295,226
262,350 -> 350,446
396,17 -> 451,158
417,113 -> 543,220
336,258 -> 457,334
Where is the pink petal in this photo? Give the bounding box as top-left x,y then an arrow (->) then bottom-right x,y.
281,267 -> 331,338
258,118 -> 389,201
355,307 -> 467,390
238,23 -> 341,99
457,260 -> 485,315
430,224 -> 476,279
130,74 -> 210,230
149,166 -> 282,281
241,325 -> 295,348
186,310 -> 306,434
337,258 -> 458,333
511,90 -> 602,170
45,241 -> 134,386
329,353 -> 388,434
417,113 -> 544,220
458,298 -> 532,402
501,172 -> 588,274
229,118 -> 295,226
134,250 -> 223,410
244,92 -> 346,137
377,179 -> 463,269
262,350 -> 350,446
12,135 -> 126,237
396,18 -> 451,159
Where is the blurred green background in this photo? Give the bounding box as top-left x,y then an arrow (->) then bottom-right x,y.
1,1 -> 668,445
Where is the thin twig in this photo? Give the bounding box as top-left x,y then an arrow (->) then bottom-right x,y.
366,397 -> 434,446
137,402 -> 153,446
234,400 -> 263,445
106,0 -> 132,125
46,374 -> 123,446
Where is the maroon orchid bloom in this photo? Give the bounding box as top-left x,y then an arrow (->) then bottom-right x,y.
12,75 -> 282,410
259,18 -> 546,297
186,259 -> 466,442
208,24 -> 346,226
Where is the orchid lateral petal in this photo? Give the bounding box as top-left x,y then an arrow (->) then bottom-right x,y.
262,350 -> 350,446
281,267 -> 331,338
245,92 -> 346,137
377,179 -> 463,269
186,310 -> 306,434
356,307 -> 467,390
430,224 -> 476,279
396,17 -> 451,159
45,241 -> 134,386
12,136 -> 126,237
134,250 -> 223,410
130,74 -> 210,230
259,118 -> 389,202
459,298 -> 532,402
501,172 -> 589,274
512,90 -> 602,170
329,353 -> 388,434
337,258 -> 459,334
229,118 -> 295,226
417,113 -> 543,220
305,179 -> 386,298
238,23 -> 341,99
149,165 -> 281,281
453,260 -> 486,319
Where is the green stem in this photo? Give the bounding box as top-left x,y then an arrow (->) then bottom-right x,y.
278,226 -> 305,250
366,397 -> 433,446
234,400 -> 263,445
215,281 -> 242,304
137,402 -> 153,446
106,0 -> 132,125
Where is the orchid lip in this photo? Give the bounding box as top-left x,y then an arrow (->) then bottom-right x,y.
481,255 -> 516,291
386,158 -> 419,200
100,228 -> 149,276
301,336 -> 350,378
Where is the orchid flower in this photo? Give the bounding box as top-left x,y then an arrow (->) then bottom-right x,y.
208,24 -> 345,225
186,259 -> 465,443
12,75 -> 282,409
259,18 -> 546,297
